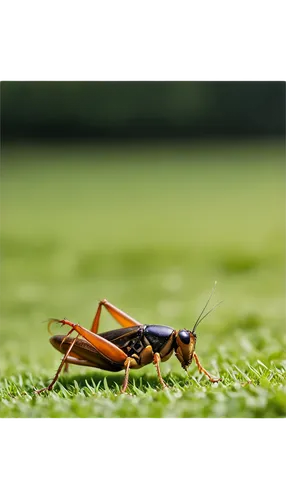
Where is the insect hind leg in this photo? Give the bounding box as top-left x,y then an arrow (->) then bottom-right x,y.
35,332 -> 80,394
91,299 -> 141,333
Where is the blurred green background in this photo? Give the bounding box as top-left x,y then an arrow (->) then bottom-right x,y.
1,82 -> 285,141
0,82 -> 285,417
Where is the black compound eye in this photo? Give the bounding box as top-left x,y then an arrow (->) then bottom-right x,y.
178,329 -> 190,344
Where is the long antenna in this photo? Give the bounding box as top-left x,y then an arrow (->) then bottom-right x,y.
192,281 -> 220,333
193,300 -> 223,331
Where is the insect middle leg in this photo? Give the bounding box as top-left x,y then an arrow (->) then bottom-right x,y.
91,299 -> 141,333
153,353 -> 167,389
121,357 -> 141,393
193,352 -> 221,383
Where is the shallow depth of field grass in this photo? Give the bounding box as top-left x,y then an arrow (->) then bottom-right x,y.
1,141 -> 285,417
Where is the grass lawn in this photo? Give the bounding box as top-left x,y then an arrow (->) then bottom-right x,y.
1,141 -> 285,417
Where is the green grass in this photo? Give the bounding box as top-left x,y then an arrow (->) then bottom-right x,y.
1,141 -> 285,417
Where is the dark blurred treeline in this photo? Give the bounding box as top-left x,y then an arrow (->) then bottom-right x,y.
1,81 -> 285,142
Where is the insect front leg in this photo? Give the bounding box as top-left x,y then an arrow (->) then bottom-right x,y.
91,299 -> 141,333
193,352 -> 221,383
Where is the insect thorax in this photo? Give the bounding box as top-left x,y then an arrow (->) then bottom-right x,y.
121,324 -> 174,361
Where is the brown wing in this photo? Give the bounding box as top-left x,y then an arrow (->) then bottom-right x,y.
50,335 -> 124,372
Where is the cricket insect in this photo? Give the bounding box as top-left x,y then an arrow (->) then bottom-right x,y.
36,283 -> 222,394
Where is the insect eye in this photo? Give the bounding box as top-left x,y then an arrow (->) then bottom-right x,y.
178,330 -> 190,344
